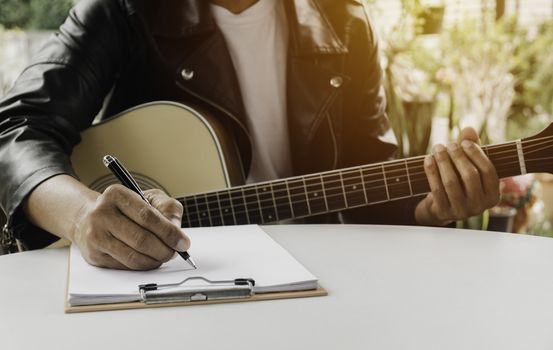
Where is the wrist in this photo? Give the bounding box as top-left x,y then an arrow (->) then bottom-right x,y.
69,191 -> 100,242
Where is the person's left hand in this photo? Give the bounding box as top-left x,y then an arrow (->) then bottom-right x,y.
415,127 -> 500,226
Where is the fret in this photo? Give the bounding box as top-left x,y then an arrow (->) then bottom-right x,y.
383,162 -> 412,199
301,177 -> 312,215
319,175 -> 330,211
359,168 -> 368,204
362,166 -> 389,204
409,158 -> 430,195
217,190 -> 236,225
206,193 -> 222,226
341,169 -> 366,207
230,189 -> 249,225
404,159 -> 413,196
257,184 -> 277,223
243,186 -> 263,224
321,173 -> 346,211
486,143 -> 523,178
183,197 -> 200,227
195,195 -> 211,227
381,164 -> 390,200
286,180 -> 296,217
269,183 -> 279,221
273,181 -> 293,221
304,175 -> 327,214
288,178 -> 309,217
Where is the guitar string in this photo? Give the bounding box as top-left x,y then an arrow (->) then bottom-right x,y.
183,161 -> 545,224
183,134 -> 553,209
181,137 -> 553,219
181,139 -> 543,205
182,154 -> 523,209
184,154 -> 553,222
182,156 -> 524,217
181,135 -> 552,207
183,156 -> 547,222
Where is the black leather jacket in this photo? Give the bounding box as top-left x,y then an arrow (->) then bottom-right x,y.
0,0 -> 421,249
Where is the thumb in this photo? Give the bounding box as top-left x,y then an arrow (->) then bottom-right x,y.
458,127 -> 480,145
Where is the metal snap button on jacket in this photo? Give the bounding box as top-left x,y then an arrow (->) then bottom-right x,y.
330,76 -> 343,88
181,69 -> 195,81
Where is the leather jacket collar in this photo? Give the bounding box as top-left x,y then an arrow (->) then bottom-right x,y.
146,0 -> 348,56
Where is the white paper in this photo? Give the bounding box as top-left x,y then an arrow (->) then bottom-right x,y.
68,225 -> 317,306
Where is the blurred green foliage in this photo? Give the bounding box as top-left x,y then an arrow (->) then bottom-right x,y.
507,20 -> 553,140
0,0 -> 73,30
0,0 -> 31,29
29,0 -> 73,29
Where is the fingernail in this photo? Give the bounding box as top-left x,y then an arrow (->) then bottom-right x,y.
461,139 -> 472,150
177,238 -> 189,252
424,155 -> 433,166
171,252 -> 178,260
432,144 -> 446,153
447,142 -> 458,152
171,218 -> 182,227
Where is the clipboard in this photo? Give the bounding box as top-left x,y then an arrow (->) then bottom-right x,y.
65,225 -> 328,313
64,266 -> 327,313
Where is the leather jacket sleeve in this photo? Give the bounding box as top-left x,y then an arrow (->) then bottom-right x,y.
0,0 -> 131,248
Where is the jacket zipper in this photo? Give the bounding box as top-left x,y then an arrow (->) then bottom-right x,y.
1,217 -> 19,254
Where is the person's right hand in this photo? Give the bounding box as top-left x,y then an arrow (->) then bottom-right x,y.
71,185 -> 190,270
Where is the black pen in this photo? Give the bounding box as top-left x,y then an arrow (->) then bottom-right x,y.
102,155 -> 197,269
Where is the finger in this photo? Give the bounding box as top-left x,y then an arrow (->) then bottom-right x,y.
103,186 -> 190,252
461,140 -> 500,199
145,189 -> 184,227
91,252 -> 128,270
82,248 -> 129,270
100,233 -> 162,271
423,154 -> 450,216
446,142 -> 483,201
109,214 -> 174,263
458,127 -> 480,145
432,144 -> 467,214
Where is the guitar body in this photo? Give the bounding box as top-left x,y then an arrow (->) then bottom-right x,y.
72,102 -> 243,197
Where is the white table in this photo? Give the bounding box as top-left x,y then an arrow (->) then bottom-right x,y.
2,225 -> 553,350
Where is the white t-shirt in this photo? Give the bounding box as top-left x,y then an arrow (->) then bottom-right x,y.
210,0 -> 292,184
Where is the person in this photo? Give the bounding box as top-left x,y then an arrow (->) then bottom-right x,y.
0,0 -> 500,270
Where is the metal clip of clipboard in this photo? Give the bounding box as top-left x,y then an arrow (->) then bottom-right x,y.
138,277 -> 256,305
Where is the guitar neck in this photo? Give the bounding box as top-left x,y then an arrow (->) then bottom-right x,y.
177,140 -> 527,227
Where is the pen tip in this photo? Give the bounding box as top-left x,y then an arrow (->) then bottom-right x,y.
188,258 -> 197,270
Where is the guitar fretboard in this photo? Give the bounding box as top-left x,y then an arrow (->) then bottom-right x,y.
177,140 -> 527,227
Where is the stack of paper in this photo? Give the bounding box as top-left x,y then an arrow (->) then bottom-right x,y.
67,225 -> 318,306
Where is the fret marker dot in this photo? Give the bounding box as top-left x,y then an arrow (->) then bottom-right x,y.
202,213 -> 207,217
353,185 -> 357,190
314,193 -> 318,197
224,209 -> 229,213
263,187 -> 267,192
396,178 -> 400,182
268,215 -> 273,220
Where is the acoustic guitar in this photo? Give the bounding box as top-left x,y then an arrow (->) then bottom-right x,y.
71,101 -> 551,228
